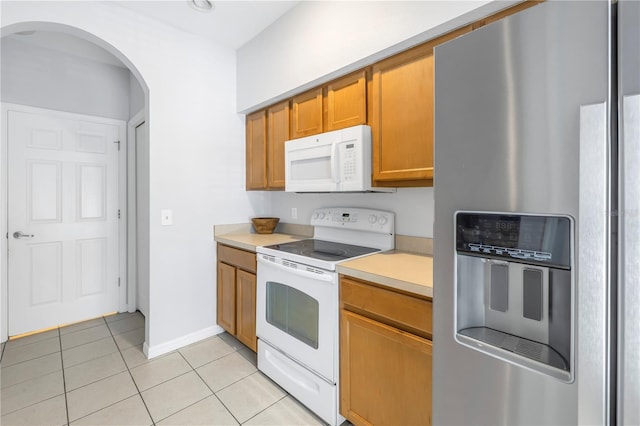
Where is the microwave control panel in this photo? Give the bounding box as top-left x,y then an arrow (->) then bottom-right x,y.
339,142 -> 357,181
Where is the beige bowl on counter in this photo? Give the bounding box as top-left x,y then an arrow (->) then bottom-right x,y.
251,217 -> 280,234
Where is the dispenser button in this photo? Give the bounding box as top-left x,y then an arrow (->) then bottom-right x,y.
523,269 -> 543,321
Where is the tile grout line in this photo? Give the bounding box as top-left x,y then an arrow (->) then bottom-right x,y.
0,347 -> 60,373
0,334 -> 62,368
59,323 -> 114,352
4,316 -> 318,425
179,337 -> 290,426
240,393 -> 290,426
1,314 -> 142,424
58,326 -> 71,426
63,314 -> 148,425
107,313 -> 157,426
62,316 -> 116,425
177,346 -> 245,425
0,334 -> 64,418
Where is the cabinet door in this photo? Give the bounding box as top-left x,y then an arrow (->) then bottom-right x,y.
246,110 -> 267,190
326,70 -> 367,131
340,310 -> 432,426
236,269 -> 257,352
371,44 -> 435,186
217,262 -> 236,334
291,87 -> 323,138
267,101 -> 289,189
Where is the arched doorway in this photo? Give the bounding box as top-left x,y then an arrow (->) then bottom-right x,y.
0,23 -> 150,345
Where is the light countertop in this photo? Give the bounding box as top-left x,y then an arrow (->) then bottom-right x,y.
214,225 -> 433,299
337,250 -> 433,299
214,232 -> 306,252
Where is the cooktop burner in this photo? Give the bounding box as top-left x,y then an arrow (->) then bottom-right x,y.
263,239 -> 380,262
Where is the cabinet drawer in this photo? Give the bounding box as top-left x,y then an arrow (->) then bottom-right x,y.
340,276 -> 432,338
217,244 -> 256,273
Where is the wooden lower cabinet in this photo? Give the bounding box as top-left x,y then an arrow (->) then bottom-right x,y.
340,276 -> 433,425
216,244 -> 257,352
217,262 -> 237,334
235,269 -> 257,350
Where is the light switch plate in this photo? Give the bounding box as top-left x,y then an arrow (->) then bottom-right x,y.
161,209 -> 173,226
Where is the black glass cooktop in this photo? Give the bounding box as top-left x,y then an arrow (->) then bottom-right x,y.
264,239 -> 379,262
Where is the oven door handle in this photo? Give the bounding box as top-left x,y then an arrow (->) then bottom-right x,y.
258,256 -> 334,282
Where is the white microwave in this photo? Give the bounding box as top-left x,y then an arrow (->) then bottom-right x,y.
284,125 -> 395,193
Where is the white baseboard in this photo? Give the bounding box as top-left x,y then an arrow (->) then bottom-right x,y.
144,325 -> 225,359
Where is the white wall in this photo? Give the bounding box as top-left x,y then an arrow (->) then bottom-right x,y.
1,2 -> 259,354
237,0 -> 518,112
1,36 -> 131,120
129,72 -> 145,117
271,188 -> 434,237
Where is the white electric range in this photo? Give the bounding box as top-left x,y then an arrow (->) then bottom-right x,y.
255,207 -> 395,426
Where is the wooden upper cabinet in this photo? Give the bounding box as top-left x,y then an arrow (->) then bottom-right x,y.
243,4 -> 539,191
371,43 -> 435,186
267,101 -> 290,189
370,25 -> 474,187
326,70 -> 367,131
245,110 -> 267,190
245,102 -> 289,191
291,87 -> 323,138
291,72 -> 367,138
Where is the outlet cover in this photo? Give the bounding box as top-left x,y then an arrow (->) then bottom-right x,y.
161,209 -> 173,226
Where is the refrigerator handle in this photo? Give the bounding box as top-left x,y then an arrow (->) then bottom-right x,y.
578,102 -> 610,425
620,94 -> 640,425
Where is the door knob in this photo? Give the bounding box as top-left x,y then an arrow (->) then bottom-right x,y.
13,231 -> 34,239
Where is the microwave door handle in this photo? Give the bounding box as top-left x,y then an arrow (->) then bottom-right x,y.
330,141 -> 340,183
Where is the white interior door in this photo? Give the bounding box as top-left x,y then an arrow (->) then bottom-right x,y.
7,108 -> 121,336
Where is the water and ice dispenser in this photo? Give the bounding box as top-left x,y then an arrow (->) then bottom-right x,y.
455,212 -> 574,381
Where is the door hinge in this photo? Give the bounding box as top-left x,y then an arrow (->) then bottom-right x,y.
118,277 -> 121,287
118,209 -> 121,219
114,140 -> 120,151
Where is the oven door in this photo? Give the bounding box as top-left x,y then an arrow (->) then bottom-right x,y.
256,254 -> 337,382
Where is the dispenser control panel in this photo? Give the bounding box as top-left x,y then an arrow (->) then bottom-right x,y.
456,212 -> 572,268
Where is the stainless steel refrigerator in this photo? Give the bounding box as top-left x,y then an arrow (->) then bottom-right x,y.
433,1 -> 639,424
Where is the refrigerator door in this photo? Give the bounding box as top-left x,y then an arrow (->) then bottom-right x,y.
433,1 -> 612,425
618,1 -> 640,424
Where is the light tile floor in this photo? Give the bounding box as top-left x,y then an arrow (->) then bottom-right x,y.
0,312 -> 327,425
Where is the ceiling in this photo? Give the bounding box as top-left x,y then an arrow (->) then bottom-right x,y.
113,0 -> 300,49
4,1 -> 300,69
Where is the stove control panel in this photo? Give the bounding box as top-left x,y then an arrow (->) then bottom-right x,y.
311,207 -> 395,234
